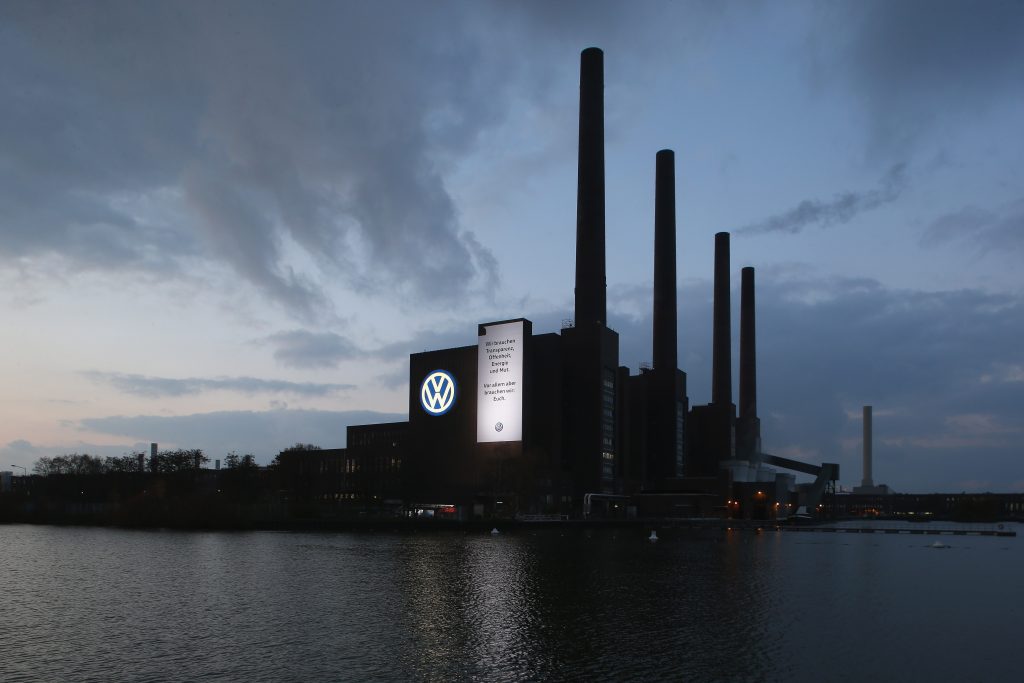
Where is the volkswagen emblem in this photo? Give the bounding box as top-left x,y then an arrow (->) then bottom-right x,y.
495,422 -> 503,432
420,370 -> 457,416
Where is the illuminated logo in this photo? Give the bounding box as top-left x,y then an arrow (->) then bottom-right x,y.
420,370 -> 457,416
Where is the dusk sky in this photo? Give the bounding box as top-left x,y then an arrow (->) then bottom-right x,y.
2,1 -> 1022,492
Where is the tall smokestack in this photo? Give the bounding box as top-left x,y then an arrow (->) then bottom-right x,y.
574,47 -> 606,327
712,232 -> 732,405
862,406 -> 874,487
739,267 -> 756,419
653,149 -> 677,371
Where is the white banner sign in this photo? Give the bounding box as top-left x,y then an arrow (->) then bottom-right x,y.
477,320 -> 524,442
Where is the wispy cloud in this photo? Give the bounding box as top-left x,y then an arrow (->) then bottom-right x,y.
738,164 -> 906,235
262,330 -> 366,369
260,327 -> 477,371
79,408 -> 406,457
979,364 -> 1024,384
922,197 -> 1024,254
84,371 -> 354,398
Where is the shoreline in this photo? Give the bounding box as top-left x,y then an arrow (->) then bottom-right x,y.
1,515 -> 1016,536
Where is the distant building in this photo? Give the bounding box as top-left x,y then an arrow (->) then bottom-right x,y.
833,492 -> 1024,521
853,406 -> 894,495
275,422 -> 406,510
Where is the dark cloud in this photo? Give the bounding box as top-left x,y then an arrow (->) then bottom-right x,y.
79,408 -> 406,460
0,0 -> 733,315
821,0 -> 1024,156
756,278 -> 1024,491
0,3 -> 204,274
0,1 -> 528,314
604,272 -> 1024,492
922,198 -> 1024,253
738,164 -> 906,235
84,371 -> 354,398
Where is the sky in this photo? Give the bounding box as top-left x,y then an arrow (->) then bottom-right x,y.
1,0 -> 1022,493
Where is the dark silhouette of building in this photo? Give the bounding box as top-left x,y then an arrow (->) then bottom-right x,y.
687,233 -> 737,479
736,267 -> 762,462
274,47 -> 839,520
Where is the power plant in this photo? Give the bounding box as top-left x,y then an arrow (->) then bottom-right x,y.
11,50 -> 1024,531
289,48 -> 840,520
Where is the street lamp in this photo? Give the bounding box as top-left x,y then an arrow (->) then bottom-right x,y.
10,465 -> 26,476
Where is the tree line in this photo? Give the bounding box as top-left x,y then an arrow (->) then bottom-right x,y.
28,444 -> 323,477
31,449 -> 258,476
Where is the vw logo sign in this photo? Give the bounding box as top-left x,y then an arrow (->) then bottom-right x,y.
420,370 -> 457,416
494,422 -> 503,433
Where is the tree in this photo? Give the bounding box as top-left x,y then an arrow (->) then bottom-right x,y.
283,443 -> 321,452
152,449 -> 209,473
104,454 -> 143,473
270,444 -> 320,471
32,453 -> 104,476
224,452 -> 258,469
71,454 -> 105,475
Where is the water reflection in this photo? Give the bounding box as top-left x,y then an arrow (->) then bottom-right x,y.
0,524 -> 1021,682
391,528 -> 779,681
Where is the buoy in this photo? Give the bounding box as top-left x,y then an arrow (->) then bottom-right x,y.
491,528 -> 500,535
649,530 -> 658,542
929,540 -> 948,549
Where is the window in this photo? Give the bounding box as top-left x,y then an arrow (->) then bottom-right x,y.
675,401 -> 685,476
601,368 -> 616,460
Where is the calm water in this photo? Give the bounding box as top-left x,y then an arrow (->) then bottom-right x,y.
1,523 -> 1020,682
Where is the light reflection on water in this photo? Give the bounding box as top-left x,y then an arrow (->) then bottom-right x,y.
0,524 -> 1020,682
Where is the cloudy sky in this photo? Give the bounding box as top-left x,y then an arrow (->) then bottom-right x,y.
2,0 -> 1022,492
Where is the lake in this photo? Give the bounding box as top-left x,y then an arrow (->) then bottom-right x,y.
1,522 -> 1019,681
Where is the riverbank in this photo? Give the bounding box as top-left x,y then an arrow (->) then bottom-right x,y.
1,510 -> 1017,536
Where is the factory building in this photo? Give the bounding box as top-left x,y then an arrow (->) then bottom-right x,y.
287,48 -> 838,519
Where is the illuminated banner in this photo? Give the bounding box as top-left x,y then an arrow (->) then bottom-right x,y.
477,320 -> 524,442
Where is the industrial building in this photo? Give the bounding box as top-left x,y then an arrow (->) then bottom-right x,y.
283,48 -> 839,520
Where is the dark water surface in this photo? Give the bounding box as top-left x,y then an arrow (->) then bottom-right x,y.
1,523 -> 1020,682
